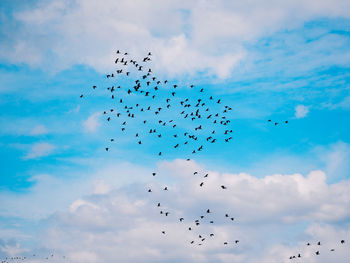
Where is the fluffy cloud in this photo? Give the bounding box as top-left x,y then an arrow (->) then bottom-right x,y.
2,0 -> 350,79
295,104 -> 309,118
4,160 -> 349,263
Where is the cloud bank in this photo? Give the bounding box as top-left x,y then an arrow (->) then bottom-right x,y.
2,160 -> 349,263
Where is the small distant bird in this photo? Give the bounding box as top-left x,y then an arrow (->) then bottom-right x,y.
221,185 -> 227,189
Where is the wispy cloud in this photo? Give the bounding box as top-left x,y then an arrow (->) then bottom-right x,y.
23,142 -> 55,159
82,112 -> 101,133
29,125 -> 48,136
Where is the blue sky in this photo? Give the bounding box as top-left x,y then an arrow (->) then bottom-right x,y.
1,0 -> 350,262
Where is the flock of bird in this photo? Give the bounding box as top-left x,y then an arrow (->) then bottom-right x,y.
81,50 -> 234,159
2,50 -> 344,262
149,169 -> 239,247
0,253 -> 67,263
79,50 -> 346,261
80,50 -> 241,247
287,240 -> 346,261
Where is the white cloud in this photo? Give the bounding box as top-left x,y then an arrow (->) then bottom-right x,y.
83,112 -> 101,133
23,142 -> 55,159
295,104 -> 309,118
92,180 -> 111,195
2,0 -> 350,79
3,160 -> 349,262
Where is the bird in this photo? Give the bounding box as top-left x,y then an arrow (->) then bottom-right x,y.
221,185 -> 227,189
